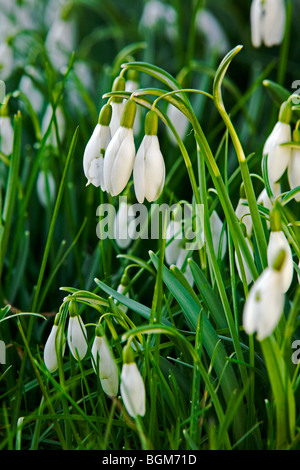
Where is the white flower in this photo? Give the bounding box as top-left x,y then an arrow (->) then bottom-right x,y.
250,0 -> 286,48
0,116 -> 14,155
263,121 -> 291,187
139,0 -> 177,40
44,323 -> 65,373
287,147 -> 300,202
110,101 -> 125,137
45,17 -> 77,72
243,266 -> 284,340
120,356 -> 146,418
166,103 -> 189,145
19,75 -> 44,114
103,126 -> 135,196
114,283 -> 130,315
235,237 -> 254,285
67,314 -> 88,361
0,42 -> 14,81
83,123 -> 111,189
195,8 -> 229,54
267,230 -> 293,293
91,334 -> 119,397
235,198 -> 253,237
36,170 -> 56,207
133,134 -> 165,203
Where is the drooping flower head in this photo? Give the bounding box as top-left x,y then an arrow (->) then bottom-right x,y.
91,324 -> 119,398
250,0 -> 286,48
103,99 -> 136,196
268,205 -> 293,293
263,100 -> 292,193
287,124 -> 300,202
120,344 -> 146,418
44,313 -> 65,373
67,300 -> 88,361
83,103 -> 112,189
133,110 -> 165,203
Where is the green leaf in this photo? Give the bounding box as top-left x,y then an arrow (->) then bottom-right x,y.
149,251 -> 246,440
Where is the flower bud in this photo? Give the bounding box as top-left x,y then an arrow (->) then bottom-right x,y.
67,301 -> 88,361
120,345 -> 146,418
91,325 -> 119,397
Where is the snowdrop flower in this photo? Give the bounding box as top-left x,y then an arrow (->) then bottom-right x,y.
44,314 -> 65,373
287,127 -> 300,202
103,99 -> 136,196
110,76 -> 126,137
166,102 -> 190,146
0,41 -> 14,81
115,282 -> 130,314
139,0 -> 177,41
133,110 -> 165,203
36,169 -> 56,207
235,236 -> 254,285
67,301 -> 88,361
91,325 -> 119,397
250,0 -> 286,48
0,115 -> 14,155
45,16 -> 77,72
19,75 -> 44,115
120,344 -> 146,418
263,100 -> 292,191
83,104 -> 112,188
195,8 -> 229,54
268,208 -> 293,293
243,259 -> 285,341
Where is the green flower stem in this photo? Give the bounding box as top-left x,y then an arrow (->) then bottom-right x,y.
212,45 -> 268,269
122,323 -> 232,449
260,336 -> 296,449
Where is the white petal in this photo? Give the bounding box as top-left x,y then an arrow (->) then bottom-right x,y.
44,325 -> 65,373
243,268 -> 284,340
263,121 -> 291,183
143,136 -> 165,202
250,0 -> 263,48
103,127 -> 123,194
267,231 -> 293,293
133,137 -> 147,203
111,129 -> 135,196
235,198 -> 252,237
67,316 -> 87,360
0,116 -> 14,155
92,336 -> 119,397
288,149 -> 300,202
120,363 -> 146,417
263,0 -> 286,47
235,238 -> 254,285
110,101 -> 124,137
